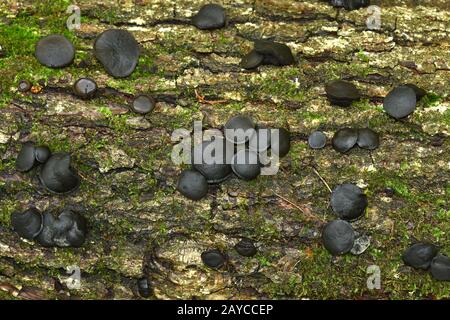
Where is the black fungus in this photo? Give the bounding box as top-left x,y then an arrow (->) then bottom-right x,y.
36,210 -> 87,248
35,34 -> 75,68
240,50 -> 264,69
330,0 -> 370,10
254,40 -> 295,66
270,127 -> 291,157
35,146 -> 51,163
16,142 -> 36,172
224,115 -> 255,145
308,131 -> 327,149
234,238 -> 257,257
248,126 -> 271,152
137,277 -> 151,298
402,242 -> 439,270
131,94 -> 156,114
192,138 -> 233,184
322,219 -> 355,255
325,80 -> 361,107
38,153 -> 80,194
11,208 -> 43,240
330,183 -> 368,220
73,78 -> 97,99
356,128 -> 379,150
332,128 -> 358,153
231,149 -> 261,181
18,80 -> 32,92
192,4 -> 226,30
430,254 -> 450,281
177,169 -> 209,200
94,29 -> 140,78
383,86 -> 417,119
201,249 -> 226,269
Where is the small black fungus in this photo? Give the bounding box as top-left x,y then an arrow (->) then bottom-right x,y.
331,128 -> 358,153
403,83 -> 427,101
330,0 -> 370,10
383,86 -> 417,119
201,249 -> 226,269
11,208 -> 43,240
322,219 -> 355,255
36,210 -> 87,248
234,238 -> 257,257
224,115 -> 255,145
430,254 -> 450,281
38,153 -> 80,194
325,80 -> 361,107
308,131 -> 327,149
330,183 -> 368,220
402,242 -> 439,270
270,128 -> 291,158
192,4 -> 226,30
18,80 -> 32,92
254,40 -> 295,66
137,277 -> 151,298
177,169 -> 209,201
231,149 -> 261,181
35,146 -> 51,163
73,78 -> 97,99
240,50 -> 264,69
16,142 -> 36,172
94,29 -> 140,78
192,138 -> 233,184
131,94 -> 156,114
35,34 -> 75,68
356,128 -> 379,150
248,126 -> 271,153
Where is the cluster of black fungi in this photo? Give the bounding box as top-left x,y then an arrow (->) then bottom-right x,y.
177,115 -> 290,201
10,1 -> 448,294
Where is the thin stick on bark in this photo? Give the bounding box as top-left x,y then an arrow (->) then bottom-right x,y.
311,166 -> 332,193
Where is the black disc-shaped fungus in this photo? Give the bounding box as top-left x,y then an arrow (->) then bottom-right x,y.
271,128 -> 291,157
94,29 -> 140,78
11,208 -> 43,240
430,254 -> 450,281
322,219 -> 355,255
35,146 -> 51,163
356,128 -> 379,150
403,84 -> 426,100
224,115 -> 255,145
240,50 -> 264,69
234,238 -> 257,257
254,40 -> 295,66
192,138 -> 233,184
248,126 -> 271,152
325,80 -> 361,107
192,4 -> 226,30
18,80 -> 32,92
137,277 -> 151,298
38,153 -> 80,194
36,210 -> 87,248
177,169 -> 209,200
231,149 -> 260,181
308,131 -> 327,149
383,86 -> 417,119
343,0 -> 370,10
201,249 -> 226,269
131,94 -> 156,114
331,183 -> 368,220
16,142 -> 36,172
402,242 -> 439,270
332,128 -> 358,153
73,78 -> 97,99
35,34 -> 75,68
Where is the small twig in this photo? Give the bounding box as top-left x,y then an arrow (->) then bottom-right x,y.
274,192 -> 325,223
311,166 -> 332,193
194,89 -> 227,105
